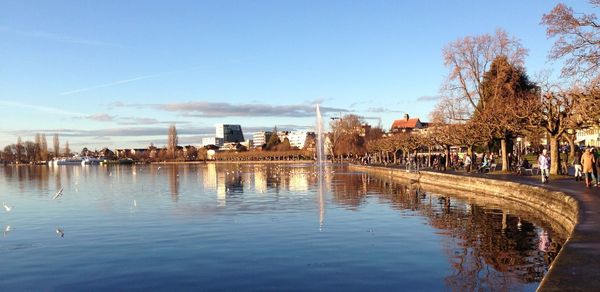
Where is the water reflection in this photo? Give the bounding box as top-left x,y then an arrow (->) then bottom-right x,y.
329,173 -> 563,290
0,164 -> 563,291
168,166 -> 179,201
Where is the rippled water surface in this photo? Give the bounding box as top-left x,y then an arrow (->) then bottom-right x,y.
0,164 -> 563,291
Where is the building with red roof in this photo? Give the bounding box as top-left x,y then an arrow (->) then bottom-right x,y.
390,114 -> 427,133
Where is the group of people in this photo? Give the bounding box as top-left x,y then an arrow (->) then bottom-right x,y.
572,147 -> 600,188
537,147 -> 600,188
461,153 -> 495,173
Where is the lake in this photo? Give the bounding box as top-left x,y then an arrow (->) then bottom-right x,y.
0,163 -> 563,291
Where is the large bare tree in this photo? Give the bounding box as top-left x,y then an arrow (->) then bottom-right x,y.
64,140 -> 71,157
167,124 -> 178,160
328,114 -> 365,161
542,1 -> 600,80
40,133 -> 48,161
441,30 -> 531,171
53,133 -> 60,158
442,29 -> 528,117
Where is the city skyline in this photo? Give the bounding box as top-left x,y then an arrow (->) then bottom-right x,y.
0,0 -> 591,148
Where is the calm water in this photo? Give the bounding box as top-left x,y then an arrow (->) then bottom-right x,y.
0,164 -> 563,291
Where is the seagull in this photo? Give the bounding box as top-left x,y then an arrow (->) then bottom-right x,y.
56,228 -> 64,238
133,199 -> 137,208
52,187 -> 64,200
3,225 -> 11,237
3,202 -> 12,212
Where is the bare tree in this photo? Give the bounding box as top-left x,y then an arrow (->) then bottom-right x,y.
167,124 -> 178,160
442,29 -> 528,117
24,141 -> 39,163
34,133 -> 43,161
53,134 -> 60,158
40,133 -> 48,161
15,136 -> 23,163
542,1 -> 600,80
476,55 -> 539,170
329,114 -> 365,161
64,140 -> 71,157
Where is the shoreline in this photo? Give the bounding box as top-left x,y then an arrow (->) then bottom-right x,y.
348,164 -> 600,292
151,160 -> 317,165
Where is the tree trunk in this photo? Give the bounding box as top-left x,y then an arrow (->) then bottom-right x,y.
501,138 -> 509,172
445,146 -> 450,168
549,136 -> 559,175
428,146 -> 432,167
567,134 -> 576,162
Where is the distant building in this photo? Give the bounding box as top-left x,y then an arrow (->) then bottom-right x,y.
391,114 -> 426,133
202,137 -> 224,147
252,131 -> 273,148
576,127 -> 600,147
242,140 -> 254,149
216,124 -> 245,143
287,131 -> 313,149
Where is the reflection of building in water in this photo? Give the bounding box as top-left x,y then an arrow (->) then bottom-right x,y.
288,170 -> 308,192
254,168 -> 267,194
203,164 -> 218,191
216,170 -> 227,206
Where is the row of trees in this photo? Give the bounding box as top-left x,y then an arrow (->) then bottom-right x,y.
328,1 -> 600,175
1,134 -> 70,164
432,0 -> 600,175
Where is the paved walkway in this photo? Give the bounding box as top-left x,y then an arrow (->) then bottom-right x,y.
430,169 -> 600,291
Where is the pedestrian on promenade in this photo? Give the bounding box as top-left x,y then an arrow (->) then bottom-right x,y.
440,154 -> 446,172
593,148 -> 600,186
581,148 -> 596,188
594,148 -> 600,186
464,154 -> 472,173
538,149 -> 550,184
573,150 -> 583,181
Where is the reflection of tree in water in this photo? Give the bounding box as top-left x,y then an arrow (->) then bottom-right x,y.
329,173 -> 563,290
168,166 -> 179,201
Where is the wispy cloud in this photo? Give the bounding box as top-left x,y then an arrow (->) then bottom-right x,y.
74,113 -> 115,122
59,74 -> 157,96
0,100 -> 84,116
367,107 -> 404,113
113,101 -> 348,118
59,67 -> 201,96
0,26 -> 124,48
3,124 -> 310,139
116,117 -> 190,126
416,95 -> 441,102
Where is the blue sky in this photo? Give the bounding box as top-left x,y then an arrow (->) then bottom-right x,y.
0,0 -> 593,149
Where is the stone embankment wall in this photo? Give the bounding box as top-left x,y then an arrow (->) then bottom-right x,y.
349,165 -> 579,234
349,165 -> 582,291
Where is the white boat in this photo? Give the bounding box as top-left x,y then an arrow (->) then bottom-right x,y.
54,158 -> 83,166
82,157 -> 102,165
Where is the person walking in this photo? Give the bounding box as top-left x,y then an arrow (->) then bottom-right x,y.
538,149 -> 550,184
573,150 -> 583,181
440,154 -> 446,172
464,154 -> 472,173
581,148 -> 596,188
595,148 -> 600,187
593,148 -> 599,186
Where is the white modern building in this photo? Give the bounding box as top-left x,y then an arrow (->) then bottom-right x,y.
287,131 -> 312,149
202,137 -> 224,147
576,127 -> 600,147
252,131 -> 273,148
